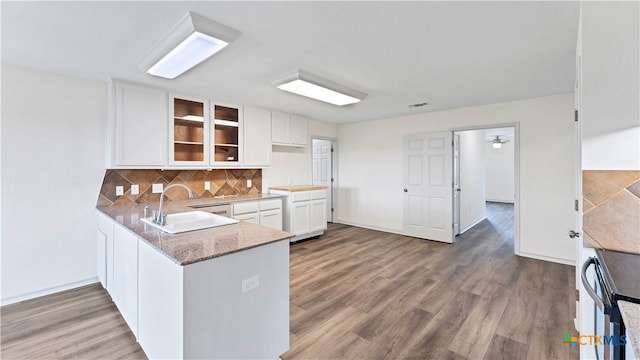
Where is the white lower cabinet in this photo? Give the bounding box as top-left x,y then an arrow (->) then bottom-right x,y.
260,209 -> 282,230
271,189 -> 327,242
97,209 -> 289,359
291,201 -> 311,235
112,223 -> 139,338
310,198 -> 327,232
233,199 -> 283,230
234,212 -> 259,224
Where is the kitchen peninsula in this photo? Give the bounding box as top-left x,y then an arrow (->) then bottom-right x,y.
96,198 -> 293,359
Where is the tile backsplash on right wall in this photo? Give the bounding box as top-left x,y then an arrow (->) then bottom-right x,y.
582,170 -> 640,254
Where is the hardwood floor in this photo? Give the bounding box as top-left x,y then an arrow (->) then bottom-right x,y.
282,202 -> 578,360
1,283 -> 145,359
1,202 -> 578,359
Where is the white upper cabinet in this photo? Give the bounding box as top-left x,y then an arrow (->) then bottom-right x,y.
243,107 -> 272,167
271,111 -> 291,144
272,112 -> 308,147
111,81 -> 168,167
169,94 -> 209,166
211,102 -> 243,167
290,114 -> 308,146
109,81 -> 278,168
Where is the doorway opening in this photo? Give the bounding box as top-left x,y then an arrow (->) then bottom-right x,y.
452,125 -> 517,251
311,138 -> 337,223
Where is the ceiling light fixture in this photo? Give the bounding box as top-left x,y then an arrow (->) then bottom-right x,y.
272,70 -> 367,106
139,12 -> 240,79
490,135 -> 509,149
409,102 -> 430,108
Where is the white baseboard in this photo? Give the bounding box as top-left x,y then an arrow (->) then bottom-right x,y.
486,199 -> 515,204
459,216 -> 487,234
516,251 -> 575,266
336,220 -> 405,237
1,277 -> 99,306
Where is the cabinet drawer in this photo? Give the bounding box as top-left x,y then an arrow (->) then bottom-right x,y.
311,189 -> 327,200
233,201 -> 259,215
260,199 -> 282,211
291,191 -> 311,202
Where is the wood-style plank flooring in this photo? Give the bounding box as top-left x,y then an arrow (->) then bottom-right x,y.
282,202 -> 578,360
1,283 -> 145,359
1,202 -> 578,359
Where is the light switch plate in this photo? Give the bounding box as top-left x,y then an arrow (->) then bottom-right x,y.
247,179 -> 252,188
152,183 -> 163,193
204,181 -> 211,191
115,186 -> 124,196
131,184 -> 139,195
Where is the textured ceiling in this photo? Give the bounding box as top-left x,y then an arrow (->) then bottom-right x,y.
1,1 -> 579,124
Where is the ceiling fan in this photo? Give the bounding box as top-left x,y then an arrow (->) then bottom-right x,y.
488,135 -> 510,149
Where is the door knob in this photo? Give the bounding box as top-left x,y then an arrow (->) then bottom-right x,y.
456,188 -> 462,192
403,188 -> 408,193
569,230 -> 581,238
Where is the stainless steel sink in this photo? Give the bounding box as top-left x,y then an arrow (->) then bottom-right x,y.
141,211 -> 239,234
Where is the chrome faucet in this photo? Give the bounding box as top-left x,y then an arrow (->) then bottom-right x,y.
154,184 -> 194,225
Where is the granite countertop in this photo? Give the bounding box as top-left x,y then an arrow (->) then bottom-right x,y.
97,194 -> 293,266
270,185 -> 329,192
618,301 -> 640,357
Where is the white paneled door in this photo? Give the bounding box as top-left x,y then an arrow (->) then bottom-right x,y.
312,139 -> 333,222
403,132 -> 453,243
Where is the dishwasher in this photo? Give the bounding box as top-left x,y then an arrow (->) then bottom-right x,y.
188,203 -> 232,218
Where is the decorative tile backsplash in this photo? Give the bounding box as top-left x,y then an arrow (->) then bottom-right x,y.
97,169 -> 262,207
583,170 -> 640,254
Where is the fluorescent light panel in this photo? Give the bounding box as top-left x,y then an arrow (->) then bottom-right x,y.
273,70 -> 366,106
147,33 -> 228,79
139,12 -> 240,79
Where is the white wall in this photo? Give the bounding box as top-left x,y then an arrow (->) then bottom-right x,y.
338,94 -> 576,264
1,65 -> 107,304
581,1 -> 640,170
262,119 -> 337,191
458,130 -> 486,232
485,140 -> 515,203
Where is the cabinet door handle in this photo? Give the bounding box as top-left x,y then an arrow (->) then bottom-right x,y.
403,188 -> 408,193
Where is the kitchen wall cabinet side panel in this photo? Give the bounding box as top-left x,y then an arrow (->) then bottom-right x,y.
244,107 -> 272,167
113,82 -> 168,166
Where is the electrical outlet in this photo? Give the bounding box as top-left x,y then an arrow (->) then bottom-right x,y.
204,181 -> 211,191
242,275 -> 259,293
152,183 -> 163,193
247,179 -> 252,188
115,186 -> 124,196
131,184 -> 139,195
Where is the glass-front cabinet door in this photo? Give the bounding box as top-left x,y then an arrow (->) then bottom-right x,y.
211,102 -> 242,166
170,95 -> 209,166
